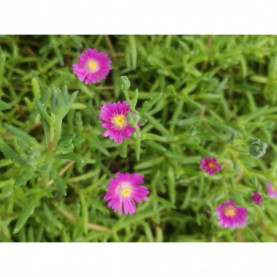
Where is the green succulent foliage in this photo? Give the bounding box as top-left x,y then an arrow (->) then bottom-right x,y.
0,81 -> 82,234
1,35 -> 277,242
51,87 -> 78,119
248,139 -> 268,158
119,76 -> 131,91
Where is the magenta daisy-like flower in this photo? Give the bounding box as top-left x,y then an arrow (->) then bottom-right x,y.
250,192 -> 263,205
215,199 -> 248,229
73,48 -> 111,84
99,101 -> 138,144
266,182 -> 277,198
200,157 -> 221,175
104,172 -> 149,215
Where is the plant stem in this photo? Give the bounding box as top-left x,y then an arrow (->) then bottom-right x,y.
53,116 -> 62,150
54,203 -> 110,232
49,114 -> 62,151
123,89 -> 131,105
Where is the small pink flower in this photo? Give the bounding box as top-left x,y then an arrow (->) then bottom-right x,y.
266,182 -> 277,198
200,157 -> 221,175
250,192 -> 263,205
73,48 -> 111,84
99,101 -> 138,144
215,199 -> 248,229
104,172 -> 149,215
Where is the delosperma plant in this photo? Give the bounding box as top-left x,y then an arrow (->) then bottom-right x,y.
73,48 -> 112,84
1,35 -> 277,242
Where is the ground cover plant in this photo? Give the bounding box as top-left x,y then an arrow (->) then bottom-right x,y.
0,35 -> 277,242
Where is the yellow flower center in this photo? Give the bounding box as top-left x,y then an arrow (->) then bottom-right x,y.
113,114 -> 126,128
208,162 -> 215,168
122,188 -> 131,197
117,182 -> 131,197
224,206 -> 236,216
87,60 -> 99,73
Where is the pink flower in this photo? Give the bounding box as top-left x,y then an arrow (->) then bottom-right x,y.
200,157 -> 221,175
99,101 -> 138,144
250,192 -> 263,205
266,182 -> 277,198
73,48 -> 111,84
215,199 -> 248,229
104,172 -> 149,215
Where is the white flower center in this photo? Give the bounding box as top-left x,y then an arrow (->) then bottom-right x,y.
117,182 -> 131,197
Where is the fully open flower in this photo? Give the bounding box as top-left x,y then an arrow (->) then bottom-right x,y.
104,172 -> 149,215
200,157 -> 221,175
250,192 -> 263,205
99,101 -> 138,143
215,199 -> 248,229
266,182 -> 277,198
73,48 -> 111,84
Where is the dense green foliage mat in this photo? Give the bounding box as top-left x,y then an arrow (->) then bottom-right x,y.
0,35 -> 277,242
